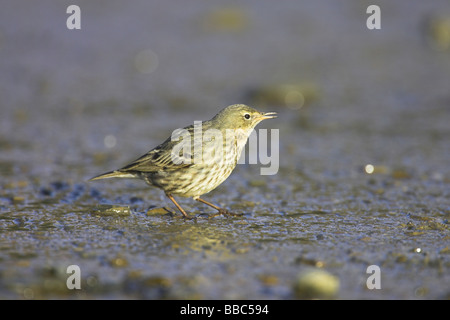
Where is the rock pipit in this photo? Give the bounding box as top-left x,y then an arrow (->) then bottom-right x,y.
90,104 -> 277,219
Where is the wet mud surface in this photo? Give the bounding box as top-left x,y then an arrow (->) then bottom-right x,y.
0,1 -> 449,299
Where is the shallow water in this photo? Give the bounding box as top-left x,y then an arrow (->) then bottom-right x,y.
0,1 -> 449,299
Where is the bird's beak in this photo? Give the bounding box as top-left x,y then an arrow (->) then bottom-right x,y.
258,112 -> 277,120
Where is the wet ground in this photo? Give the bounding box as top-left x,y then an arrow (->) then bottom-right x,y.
0,1 -> 449,299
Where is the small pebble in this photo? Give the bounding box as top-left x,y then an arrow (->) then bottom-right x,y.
147,207 -> 172,216
94,205 -> 131,216
110,257 -> 128,268
293,269 -> 339,299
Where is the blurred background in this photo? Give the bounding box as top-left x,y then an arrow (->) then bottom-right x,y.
1,0 -> 449,180
0,0 -> 449,299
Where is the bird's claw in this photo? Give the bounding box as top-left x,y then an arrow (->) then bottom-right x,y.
217,209 -> 244,217
182,214 -> 197,221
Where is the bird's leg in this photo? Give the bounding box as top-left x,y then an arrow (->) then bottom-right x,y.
195,197 -> 243,217
166,194 -> 196,220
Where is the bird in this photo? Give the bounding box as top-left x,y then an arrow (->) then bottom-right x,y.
90,104 -> 277,219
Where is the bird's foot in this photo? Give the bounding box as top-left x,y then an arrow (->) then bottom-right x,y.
168,211 -> 197,221
181,213 -> 197,221
217,209 -> 244,217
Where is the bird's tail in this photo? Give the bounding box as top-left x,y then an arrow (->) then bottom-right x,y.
89,170 -> 136,181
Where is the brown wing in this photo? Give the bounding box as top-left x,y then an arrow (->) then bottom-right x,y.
118,125 -> 197,173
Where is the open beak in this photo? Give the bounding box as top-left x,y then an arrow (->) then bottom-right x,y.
258,112 -> 277,120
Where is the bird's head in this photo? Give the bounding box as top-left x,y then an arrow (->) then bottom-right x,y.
213,104 -> 277,132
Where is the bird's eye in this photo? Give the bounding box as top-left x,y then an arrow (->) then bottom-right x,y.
244,113 -> 251,120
